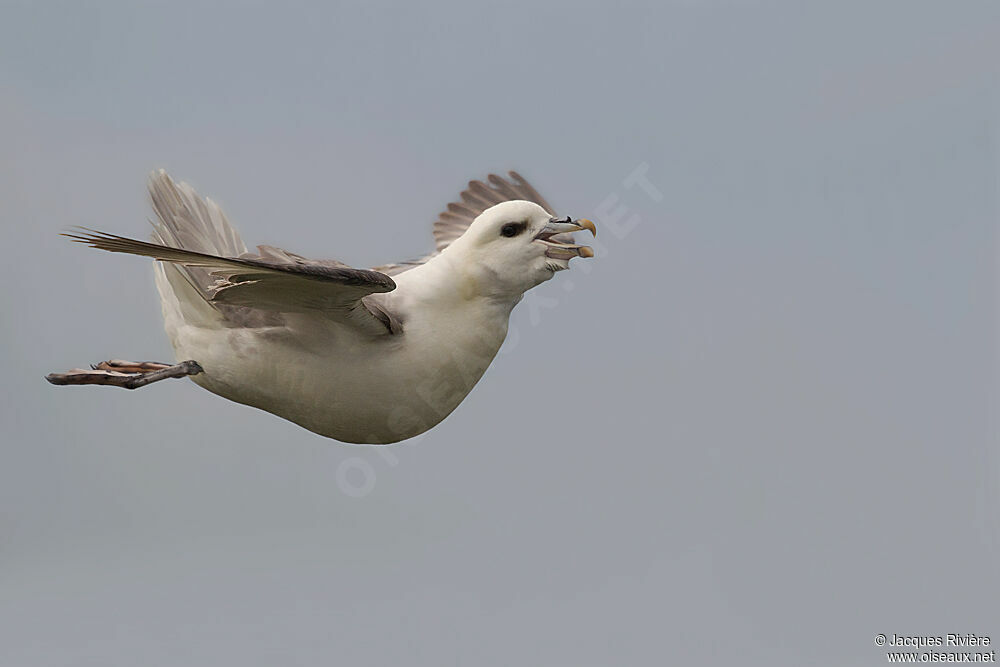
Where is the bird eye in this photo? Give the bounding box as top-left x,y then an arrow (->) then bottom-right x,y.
500,222 -> 524,238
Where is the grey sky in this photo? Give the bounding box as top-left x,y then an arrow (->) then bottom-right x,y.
2,1 -> 998,665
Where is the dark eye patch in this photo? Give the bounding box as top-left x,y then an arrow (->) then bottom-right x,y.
500,221 -> 527,238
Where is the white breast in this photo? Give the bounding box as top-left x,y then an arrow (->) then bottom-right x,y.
158,260 -> 514,444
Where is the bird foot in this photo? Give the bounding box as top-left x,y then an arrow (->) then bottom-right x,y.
46,359 -> 204,390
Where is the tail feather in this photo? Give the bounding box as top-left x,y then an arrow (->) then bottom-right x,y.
147,169 -> 246,257
145,170 -> 248,306
145,170 -> 264,329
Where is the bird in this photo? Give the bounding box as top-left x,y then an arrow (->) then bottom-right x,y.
47,170 -> 596,444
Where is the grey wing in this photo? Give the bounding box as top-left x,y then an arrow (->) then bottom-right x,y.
66,229 -> 399,336
134,170 -> 396,335
373,171 -> 556,276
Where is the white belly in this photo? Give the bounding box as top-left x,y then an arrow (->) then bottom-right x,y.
155,261 -> 512,444
166,310 -> 506,444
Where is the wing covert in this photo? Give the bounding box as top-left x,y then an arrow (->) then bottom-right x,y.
65,229 -> 398,336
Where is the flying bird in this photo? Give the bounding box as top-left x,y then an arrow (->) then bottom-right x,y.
47,171 -> 596,444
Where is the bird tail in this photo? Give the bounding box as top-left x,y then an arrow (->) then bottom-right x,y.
148,170 -> 247,257
145,170 -> 248,329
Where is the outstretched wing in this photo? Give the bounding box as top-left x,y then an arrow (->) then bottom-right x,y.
66,229 -> 399,335
71,170 -> 554,333
373,171 -> 556,276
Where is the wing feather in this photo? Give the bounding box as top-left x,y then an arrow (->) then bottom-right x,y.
66,228 -> 397,335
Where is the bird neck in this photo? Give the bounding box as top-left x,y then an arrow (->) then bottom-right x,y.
396,252 -> 523,320
383,257 -> 514,370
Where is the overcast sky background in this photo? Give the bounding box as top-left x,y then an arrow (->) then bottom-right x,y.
1,1 -> 998,665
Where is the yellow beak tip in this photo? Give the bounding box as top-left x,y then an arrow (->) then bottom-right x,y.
577,218 -> 597,237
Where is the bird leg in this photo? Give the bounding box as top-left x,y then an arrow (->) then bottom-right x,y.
46,359 -> 204,390
94,359 -> 173,373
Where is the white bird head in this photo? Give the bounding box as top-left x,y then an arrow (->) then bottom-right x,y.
443,200 -> 596,299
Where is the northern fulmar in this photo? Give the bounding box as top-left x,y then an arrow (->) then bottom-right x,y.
47,171 -> 596,444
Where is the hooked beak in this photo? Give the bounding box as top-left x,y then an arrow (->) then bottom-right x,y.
534,216 -> 597,260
